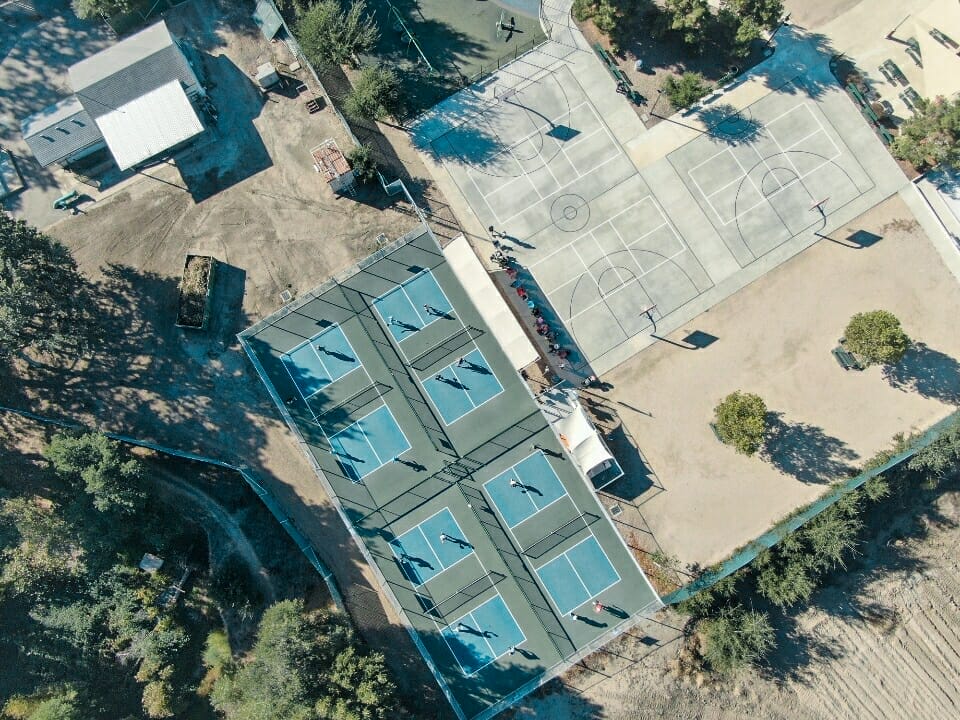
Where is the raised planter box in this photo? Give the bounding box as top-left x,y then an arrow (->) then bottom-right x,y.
176,253 -> 216,329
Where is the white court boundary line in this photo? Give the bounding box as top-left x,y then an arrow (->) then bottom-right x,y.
533,533 -> 622,616
281,324 -> 364,401
529,196 -> 688,324
688,103 -> 844,226
325,400 -> 412,481
460,99 -> 623,228
439,591 -> 528,677
389,506 -> 477,589
482,450 -> 570,530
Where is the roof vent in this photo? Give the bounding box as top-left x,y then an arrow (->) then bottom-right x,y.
57,127 -> 70,134
72,119 -> 85,127
41,134 -> 54,142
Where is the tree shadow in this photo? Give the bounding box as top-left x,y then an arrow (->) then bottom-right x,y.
697,102 -> 764,143
762,411 -> 858,483
881,342 -> 960,405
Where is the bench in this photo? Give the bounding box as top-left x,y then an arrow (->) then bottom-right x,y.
709,422 -> 725,443
832,345 -> 863,371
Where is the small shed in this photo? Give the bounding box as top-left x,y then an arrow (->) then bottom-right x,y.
256,62 -> 281,89
311,139 -> 355,195
139,553 -> 164,573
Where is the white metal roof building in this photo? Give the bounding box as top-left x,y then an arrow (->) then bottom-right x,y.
20,20 -> 205,170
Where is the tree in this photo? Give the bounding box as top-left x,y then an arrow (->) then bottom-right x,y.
141,680 -> 175,719
296,0 -> 379,70
71,0 -> 132,20
663,0 -> 712,48
661,72 -> 711,110
213,600 -> 396,720
212,600 -> 351,720
345,144 -> 379,185
0,496 -> 85,597
718,11 -> 762,58
0,213 -> 95,362
891,96 -> 960,170
713,391 -> 768,456
701,605 -> 775,673
843,310 -> 910,366
316,646 -> 397,720
721,0 -> 783,29
343,66 -> 401,121
44,432 -> 145,514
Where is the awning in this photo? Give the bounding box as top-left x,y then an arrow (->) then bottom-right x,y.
443,235 -> 539,371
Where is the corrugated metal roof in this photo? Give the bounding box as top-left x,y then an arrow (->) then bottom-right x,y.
20,96 -> 104,167
69,20 -> 200,120
253,0 -> 283,40
95,80 -> 204,171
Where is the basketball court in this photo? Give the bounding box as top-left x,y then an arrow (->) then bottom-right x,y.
417,46 -> 903,374
667,80 -> 875,268
423,62 -> 714,373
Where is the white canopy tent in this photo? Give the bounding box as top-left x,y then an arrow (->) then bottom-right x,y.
538,387 -> 623,489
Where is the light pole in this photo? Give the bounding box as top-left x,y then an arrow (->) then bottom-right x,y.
765,13 -> 791,49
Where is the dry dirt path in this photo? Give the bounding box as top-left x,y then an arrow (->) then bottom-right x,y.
151,466 -> 276,606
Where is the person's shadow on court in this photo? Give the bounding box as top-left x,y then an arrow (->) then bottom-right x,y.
460,361 -> 491,375
399,554 -> 435,571
436,376 -> 469,390
317,347 -> 356,362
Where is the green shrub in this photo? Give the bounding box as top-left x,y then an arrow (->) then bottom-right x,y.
593,0 -> 619,34
756,553 -> 815,607
203,630 -> 233,672
209,554 -> 263,612
661,72 -> 711,110
843,310 -> 910,366
345,144 -> 379,185
572,0 -> 598,21
344,66 -> 401,121
701,605 -> 775,673
713,391 -> 768,456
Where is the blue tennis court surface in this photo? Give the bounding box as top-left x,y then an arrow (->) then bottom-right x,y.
536,536 -> 621,615
373,271 -> 453,342
282,324 -> 360,398
391,508 -> 474,585
442,594 -> 526,676
328,404 -> 410,481
484,452 -> 568,528
423,349 -> 503,424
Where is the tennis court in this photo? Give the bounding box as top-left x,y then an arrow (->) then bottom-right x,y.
391,507 -> 475,585
373,269 -> 454,343
441,594 -> 526,676
239,227 -> 662,720
281,323 -> 360,399
484,451 -> 567,528
326,404 -> 411,482
536,535 -> 620,615
421,348 -> 504,424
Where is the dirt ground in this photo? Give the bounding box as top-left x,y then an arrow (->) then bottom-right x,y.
601,194 -> 960,571
0,0 -> 451,713
515,475 -> 960,720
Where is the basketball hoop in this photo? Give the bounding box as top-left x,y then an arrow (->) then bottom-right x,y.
809,196 -> 829,216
